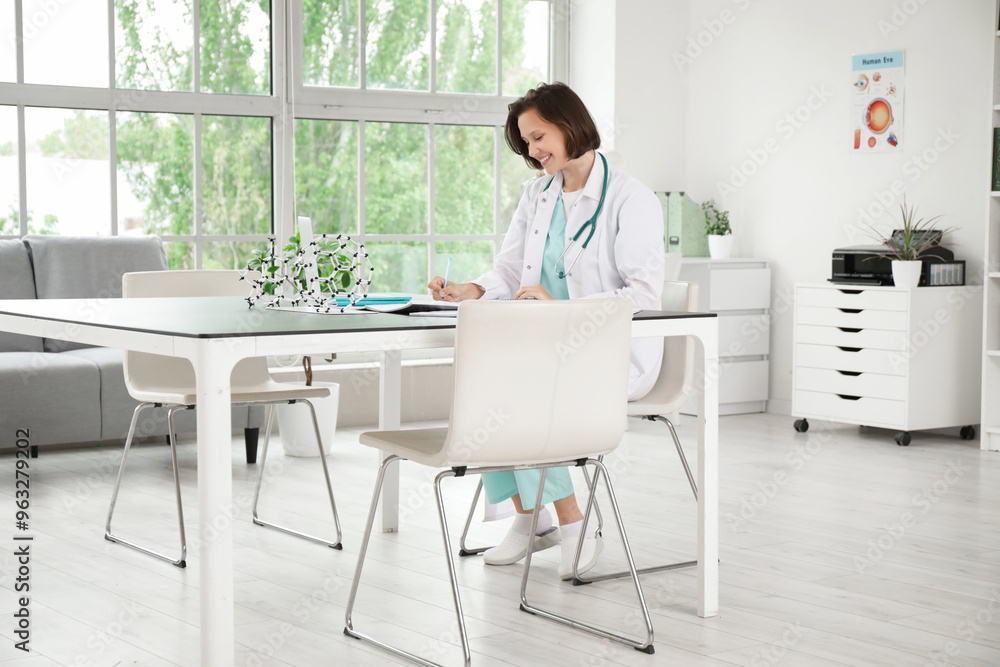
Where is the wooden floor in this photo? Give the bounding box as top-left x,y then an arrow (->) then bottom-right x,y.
1,412 -> 999,666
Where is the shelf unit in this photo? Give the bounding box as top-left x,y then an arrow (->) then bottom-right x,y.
678,258 -> 770,415
983,17 -> 1000,451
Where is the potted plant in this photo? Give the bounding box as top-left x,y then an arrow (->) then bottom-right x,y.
866,198 -> 954,289
702,200 -> 733,259
273,353 -> 340,457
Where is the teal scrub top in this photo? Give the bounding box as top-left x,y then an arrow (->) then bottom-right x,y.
540,192 -> 571,300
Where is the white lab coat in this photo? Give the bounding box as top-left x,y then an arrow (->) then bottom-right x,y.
473,153 -> 665,400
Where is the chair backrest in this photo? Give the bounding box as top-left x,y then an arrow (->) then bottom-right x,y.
122,270 -> 267,396
629,281 -> 699,414
441,299 -> 632,467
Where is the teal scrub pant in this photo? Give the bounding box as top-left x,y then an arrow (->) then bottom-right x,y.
481,467 -> 575,511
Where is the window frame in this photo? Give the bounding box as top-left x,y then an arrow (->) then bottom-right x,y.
0,0 -> 568,281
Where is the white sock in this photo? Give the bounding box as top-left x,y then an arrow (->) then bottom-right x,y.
560,519 -> 583,538
559,519 -> 596,539
512,506 -> 553,535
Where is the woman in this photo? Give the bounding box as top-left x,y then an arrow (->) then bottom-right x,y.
428,82 -> 664,579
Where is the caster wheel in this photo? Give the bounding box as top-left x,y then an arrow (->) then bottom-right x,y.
895,432 -> 911,446
960,426 -> 976,440
793,419 -> 809,433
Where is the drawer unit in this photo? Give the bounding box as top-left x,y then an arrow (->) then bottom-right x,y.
794,324 -> 908,351
792,283 -> 983,442
795,343 -> 906,376
794,389 -> 905,428
795,367 -> 905,401
796,287 -> 907,311
796,306 -> 908,331
678,259 -> 771,415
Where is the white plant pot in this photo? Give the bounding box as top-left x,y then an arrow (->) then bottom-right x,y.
891,260 -> 922,289
707,234 -> 734,259
275,381 -> 339,457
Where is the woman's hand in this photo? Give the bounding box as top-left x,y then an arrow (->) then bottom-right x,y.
427,277 -> 485,301
513,284 -> 554,300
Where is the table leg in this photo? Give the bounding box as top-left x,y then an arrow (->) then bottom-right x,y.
193,342 -> 238,665
696,329 -> 719,618
377,349 -> 401,533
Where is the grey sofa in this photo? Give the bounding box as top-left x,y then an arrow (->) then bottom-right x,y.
0,235 -> 264,459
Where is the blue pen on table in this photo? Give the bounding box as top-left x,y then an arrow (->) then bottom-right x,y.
443,257 -> 453,288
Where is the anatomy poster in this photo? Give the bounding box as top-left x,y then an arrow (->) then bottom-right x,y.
852,51 -> 904,153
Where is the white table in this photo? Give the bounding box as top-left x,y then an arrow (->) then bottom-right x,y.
0,297 -> 719,665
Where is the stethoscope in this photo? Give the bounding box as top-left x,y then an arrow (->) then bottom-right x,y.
541,152 -> 608,279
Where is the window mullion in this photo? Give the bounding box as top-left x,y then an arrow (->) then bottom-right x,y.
359,0 -> 367,90
430,0 -> 437,93
428,122 -> 436,279
495,0 -> 502,96
194,113 -> 203,268
193,0 -> 201,93
358,120 -> 366,237
14,0 -> 23,84
16,104 -> 26,237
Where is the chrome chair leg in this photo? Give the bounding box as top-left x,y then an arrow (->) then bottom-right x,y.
105,402 -> 188,567
520,461 -> 655,653
458,478 -> 489,556
345,455 -> 469,667
253,400 -> 342,549
654,415 -> 698,499
573,417 -> 698,584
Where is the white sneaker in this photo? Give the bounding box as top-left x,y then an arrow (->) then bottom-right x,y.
559,531 -> 603,580
483,526 -> 560,566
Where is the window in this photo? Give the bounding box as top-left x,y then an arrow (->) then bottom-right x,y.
26,107 -> 110,236
0,107 -> 18,235
0,0 -> 564,283
23,0 -> 108,87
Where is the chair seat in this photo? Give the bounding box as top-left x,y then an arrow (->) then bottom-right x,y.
627,395 -> 685,417
360,428 -> 450,466
129,378 -> 330,406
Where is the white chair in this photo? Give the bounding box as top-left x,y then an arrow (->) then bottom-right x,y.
573,280 -> 700,583
104,270 -> 342,567
343,299 -> 655,665
457,282 -> 700,581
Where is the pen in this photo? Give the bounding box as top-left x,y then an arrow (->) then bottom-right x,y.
443,257 -> 452,288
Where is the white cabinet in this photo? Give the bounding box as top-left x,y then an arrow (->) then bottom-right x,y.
678,258 -> 770,415
792,283 -> 982,445
981,11 -> 1000,451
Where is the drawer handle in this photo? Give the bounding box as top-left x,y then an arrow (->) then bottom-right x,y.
837,394 -> 862,401
838,327 -> 862,333
838,308 -> 863,314
837,346 -> 862,352
837,370 -> 862,376
838,289 -> 863,295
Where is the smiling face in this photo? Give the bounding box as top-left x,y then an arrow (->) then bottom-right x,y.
517,108 -> 568,175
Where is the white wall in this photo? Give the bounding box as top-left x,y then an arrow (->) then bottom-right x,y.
575,0 -> 995,414
571,0 -> 690,189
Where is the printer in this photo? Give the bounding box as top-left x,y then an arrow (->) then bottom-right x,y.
831,231 -> 961,286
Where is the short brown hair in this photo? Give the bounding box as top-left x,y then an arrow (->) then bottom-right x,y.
504,82 -> 601,170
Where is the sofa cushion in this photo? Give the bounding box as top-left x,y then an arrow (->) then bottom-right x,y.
0,240 -> 43,353
63,347 -> 261,442
23,235 -> 169,352
0,352 -> 102,446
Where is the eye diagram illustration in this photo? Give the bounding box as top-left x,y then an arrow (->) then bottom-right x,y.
854,74 -> 869,91
865,98 -> 893,134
